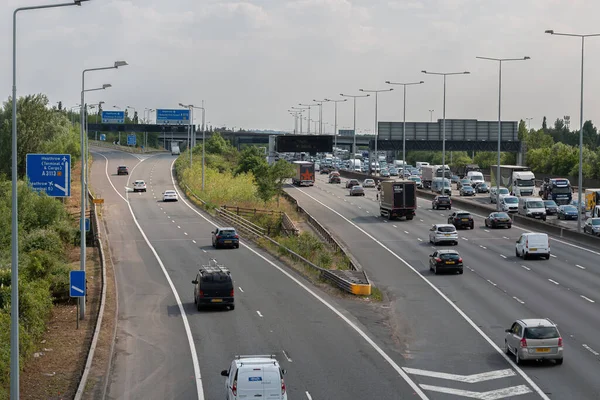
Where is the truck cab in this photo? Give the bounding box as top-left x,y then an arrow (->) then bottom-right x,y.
512,171 -> 536,197
540,178 -> 572,205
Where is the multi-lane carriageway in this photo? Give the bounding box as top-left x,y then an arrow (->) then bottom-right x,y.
284,173 -> 600,400
91,146 -> 598,400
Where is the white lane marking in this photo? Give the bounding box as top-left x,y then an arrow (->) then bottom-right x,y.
513,297 -> 525,304
392,225 -> 398,228
282,350 -> 293,362
487,280 -> 497,286
548,279 -> 559,285
581,295 -> 595,303
202,249 -> 207,253
305,392 -> 313,400
95,152 -> 205,400
184,232 -> 188,236
462,237 -> 469,241
583,344 -> 600,356
521,265 -> 531,271
172,220 -> 175,223
238,287 -> 244,293
344,199 -> 347,202
177,225 -> 181,229
358,206 -> 362,209
503,236 -> 510,239
419,219 -> 424,222
417,238 -> 423,242
192,240 -> 196,244
576,264 -> 586,270
500,254 -> 507,259
256,310 -> 263,318
418,384 -> 532,400
484,229 -> 490,232
172,170 -> 428,399
383,220 -> 388,223
439,213 -> 444,216
404,230 -> 409,234
366,210 -> 370,213
479,245 -> 487,249
294,187 -> 550,400
550,254 -> 557,258
402,367 -> 515,383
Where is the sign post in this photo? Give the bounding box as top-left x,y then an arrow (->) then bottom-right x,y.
26,154 -> 71,197
69,271 -> 86,328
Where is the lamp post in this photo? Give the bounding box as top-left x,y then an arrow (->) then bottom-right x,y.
324,99 -> 347,155
179,103 -> 194,168
299,103 -> 318,134
313,99 -> 327,135
194,104 -> 206,190
359,88 -> 394,175
288,109 -> 303,134
12,3 -> 90,397
421,70 -> 470,178
476,56 -> 530,210
525,117 -> 533,130
340,93 -> 370,168
85,98 -> 108,196
80,61 -> 127,321
429,109 -> 434,122
292,106 -> 310,134
545,30 -> 600,231
126,105 -> 136,124
385,81 -> 424,177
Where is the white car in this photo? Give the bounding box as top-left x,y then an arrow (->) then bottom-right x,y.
133,180 -> 147,192
221,355 -> 287,400
362,178 -> 376,188
163,190 -> 178,202
429,223 -> 458,246
500,195 -> 519,213
490,186 -> 510,204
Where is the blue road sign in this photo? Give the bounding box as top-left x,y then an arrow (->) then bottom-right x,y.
100,133 -> 106,141
70,271 -> 86,297
127,134 -> 136,146
101,110 -> 125,124
156,109 -> 190,125
84,218 -> 90,232
26,153 -> 71,197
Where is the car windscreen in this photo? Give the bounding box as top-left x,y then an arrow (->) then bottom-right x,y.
437,226 -> 456,233
439,253 -> 460,260
592,219 -> 600,225
527,201 -> 544,208
504,197 -> 518,203
543,200 -> 557,206
524,326 -> 559,339
437,197 -> 450,202
516,178 -> 535,186
562,206 -> 577,212
553,187 -> 571,194
499,188 -> 509,194
494,213 -> 509,219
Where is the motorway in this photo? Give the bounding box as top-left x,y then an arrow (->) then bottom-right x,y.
284,173 -> 600,400
91,146 -> 434,400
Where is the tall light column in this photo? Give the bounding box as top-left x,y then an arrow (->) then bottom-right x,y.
324,99 -> 347,155
525,117 -> 533,130
385,80 -> 424,177
476,56 -> 530,210
340,93 -> 370,167
191,104 -> 206,190
313,99 -> 327,135
429,109 -> 434,122
291,106 -> 309,134
85,97 -> 109,204
421,70 -> 470,178
359,88 -> 393,175
179,103 -> 194,167
545,30 -> 600,231
81,62 -> 127,321
12,2 -> 90,397
299,103 -> 318,134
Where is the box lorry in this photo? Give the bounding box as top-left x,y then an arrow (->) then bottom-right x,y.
421,165 -> 451,189
491,165 -> 536,197
379,180 -> 417,220
291,161 -> 314,186
585,188 -> 600,216
539,178 -> 573,205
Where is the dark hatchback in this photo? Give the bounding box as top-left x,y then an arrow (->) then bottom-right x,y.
429,250 -> 463,275
557,205 -> 579,220
475,182 -> 489,193
485,212 -> 512,229
459,185 -> 476,196
543,200 -> 559,215
448,211 -> 474,229
212,227 -> 240,249
192,261 -> 234,311
117,165 -> 129,175
432,195 -> 452,210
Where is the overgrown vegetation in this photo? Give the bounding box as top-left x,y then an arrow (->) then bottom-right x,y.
0,94 -> 82,397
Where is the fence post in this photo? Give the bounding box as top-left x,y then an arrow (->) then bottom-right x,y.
236,206 -> 239,215
267,226 -> 271,236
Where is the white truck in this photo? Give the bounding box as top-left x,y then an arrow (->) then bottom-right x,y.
491,165 -> 536,197
421,165 -> 451,189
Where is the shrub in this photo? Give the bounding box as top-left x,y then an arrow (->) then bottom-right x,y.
18,279 -> 53,342
47,264 -> 72,303
22,229 -> 63,256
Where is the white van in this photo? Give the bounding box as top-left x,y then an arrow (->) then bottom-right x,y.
222,355 -> 287,400
515,232 -> 550,259
416,161 -> 430,169
171,145 -> 181,155
518,197 -> 547,221
467,171 -> 485,185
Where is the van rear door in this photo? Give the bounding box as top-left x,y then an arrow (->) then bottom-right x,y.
238,367 -> 265,398
528,234 -> 549,251
262,367 -> 283,399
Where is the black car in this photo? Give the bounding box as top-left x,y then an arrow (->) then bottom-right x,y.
448,211 -> 474,229
475,182 -> 489,193
485,212 -> 512,229
543,200 -> 559,215
212,227 -> 240,249
432,195 -> 452,210
429,250 -> 463,275
320,167 -> 331,175
192,259 -> 235,311
557,205 -> 579,220
117,165 -> 129,175
346,179 -> 360,188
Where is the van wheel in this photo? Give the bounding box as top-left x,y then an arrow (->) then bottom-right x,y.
229,305 -> 235,310
545,254 -> 550,260
556,358 -> 563,365
515,249 -> 519,257
196,302 -> 202,312
523,252 -> 528,260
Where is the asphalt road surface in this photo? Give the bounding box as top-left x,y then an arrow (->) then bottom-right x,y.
91,147 -> 437,400
283,173 -> 600,400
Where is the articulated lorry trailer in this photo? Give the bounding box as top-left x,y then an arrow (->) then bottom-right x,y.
291,161 -> 315,186
421,165 -> 451,189
491,165 -> 536,197
379,180 -> 417,220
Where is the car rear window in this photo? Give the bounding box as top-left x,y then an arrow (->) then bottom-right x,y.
439,253 -> 460,260
438,197 -> 450,201
438,226 -> 456,233
524,326 -> 559,339
220,229 -> 237,236
457,213 -> 471,218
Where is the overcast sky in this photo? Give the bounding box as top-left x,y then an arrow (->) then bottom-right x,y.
2,0 -> 600,133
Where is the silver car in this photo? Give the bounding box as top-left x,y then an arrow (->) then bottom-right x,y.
349,185 -> 365,196
428,224 -> 458,245
504,318 -> 563,365
363,179 -> 376,188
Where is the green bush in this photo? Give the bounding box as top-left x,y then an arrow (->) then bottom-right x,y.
18,279 -> 53,342
22,229 -> 63,256
47,264 -> 72,303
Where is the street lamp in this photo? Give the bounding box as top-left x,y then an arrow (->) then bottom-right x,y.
292,106 -> 309,134
12,3 -> 91,397
429,109 -> 434,122
340,93 -> 370,168
179,103 -> 194,168
324,99 -> 347,154
545,29 -> 600,231
525,117 -> 533,130
288,109 -> 304,134
313,99 -> 327,135
476,56 -> 530,210
126,105 -> 136,123
359,88 -> 394,175
421,70 -> 470,178
180,103 -> 207,189
385,80 -> 424,177
80,61 -> 127,320
299,103 -> 319,134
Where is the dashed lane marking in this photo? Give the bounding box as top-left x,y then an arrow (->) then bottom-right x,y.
513,297 -> 525,304
576,264 -> 586,270
548,279 -> 559,285
256,311 -> 264,318
521,265 -> 531,271
581,295 -> 595,303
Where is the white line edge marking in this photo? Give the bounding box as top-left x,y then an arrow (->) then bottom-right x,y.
582,344 -> 600,356
550,254 -> 557,258
282,350 -> 292,362
500,254 -> 507,259
418,384 -> 532,399
95,152 -> 204,400
293,187 -> 550,400
417,238 -> 423,242
402,367 -> 516,383
513,297 -> 525,304
238,287 -> 244,293
581,295 -> 595,303
521,265 -> 531,271
576,264 -> 585,270
487,279 -> 497,286
305,391 -> 313,400
548,279 -> 559,285
256,310 -> 263,318
171,167 -> 428,399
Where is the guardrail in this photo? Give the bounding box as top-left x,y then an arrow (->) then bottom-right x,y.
183,185 -> 370,295
89,140 -> 168,154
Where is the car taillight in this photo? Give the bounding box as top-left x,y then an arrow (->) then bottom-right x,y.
281,379 -> 286,395
216,235 -> 221,240
458,258 -> 463,262
520,337 -> 528,348
234,235 -> 239,239
199,290 -> 205,298
232,380 -> 237,396
435,258 -> 442,262
558,337 -> 563,346
230,289 -> 234,297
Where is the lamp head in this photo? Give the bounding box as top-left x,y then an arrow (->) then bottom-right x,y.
524,56 -> 531,60
419,81 -> 425,84
545,30 -> 554,34
102,84 -> 112,89
74,0 -> 90,5
114,61 -> 128,68
421,70 -> 427,73
99,101 -> 105,105
385,81 -> 391,84
463,71 -> 470,74
359,89 -> 365,92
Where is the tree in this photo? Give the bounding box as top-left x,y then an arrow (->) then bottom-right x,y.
542,116 -> 548,133
253,160 -> 295,204
236,146 -> 266,176
269,159 -> 295,205
518,119 -> 527,140
133,111 -> 139,124
525,128 -> 553,151
205,132 -> 231,155
57,101 -> 63,111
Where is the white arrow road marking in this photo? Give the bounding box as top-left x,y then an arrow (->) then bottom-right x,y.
418,384 -> 532,400
402,368 -> 516,383
71,285 -> 84,294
